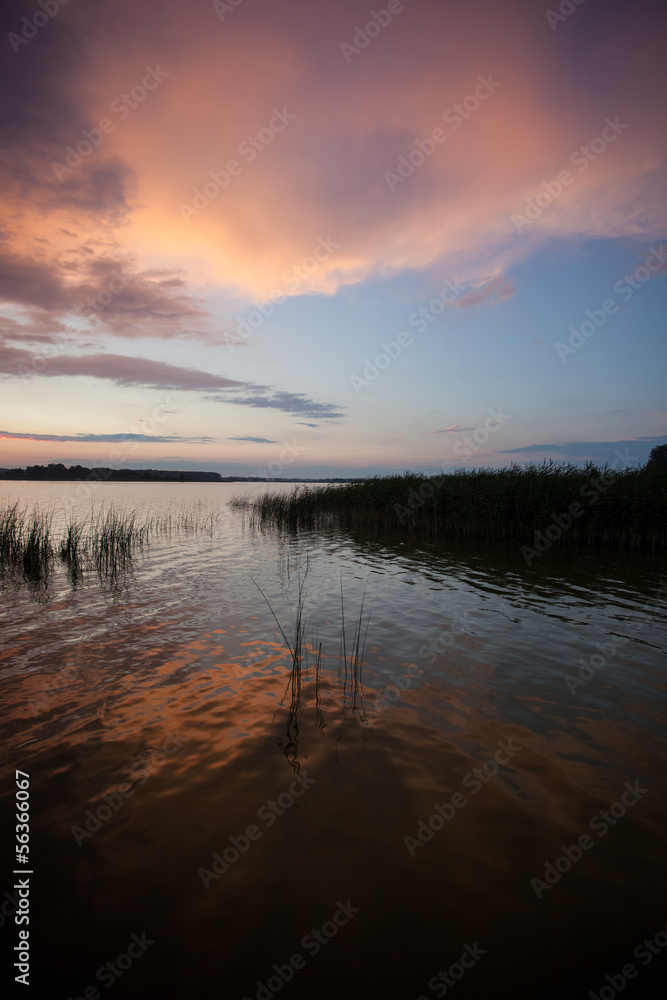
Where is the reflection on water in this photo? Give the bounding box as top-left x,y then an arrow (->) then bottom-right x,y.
0,483 -> 666,998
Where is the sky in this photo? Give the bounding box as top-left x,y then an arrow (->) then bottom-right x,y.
1,0 -> 665,478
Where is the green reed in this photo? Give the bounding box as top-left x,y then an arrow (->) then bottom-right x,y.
0,502 -> 221,586
231,462 -> 667,549
0,503 -> 54,583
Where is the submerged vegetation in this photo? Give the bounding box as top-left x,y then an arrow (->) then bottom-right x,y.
0,501 -> 220,587
231,462 -> 667,549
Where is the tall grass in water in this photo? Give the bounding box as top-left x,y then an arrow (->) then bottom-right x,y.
232,463 -> 667,549
253,570 -> 370,771
0,502 -> 221,587
87,509 -> 149,585
0,503 -> 54,583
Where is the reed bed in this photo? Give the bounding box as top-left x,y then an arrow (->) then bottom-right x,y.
0,501 -> 221,586
0,503 -> 54,582
231,462 -> 667,549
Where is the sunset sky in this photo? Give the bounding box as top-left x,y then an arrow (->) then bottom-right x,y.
1,0 -> 665,477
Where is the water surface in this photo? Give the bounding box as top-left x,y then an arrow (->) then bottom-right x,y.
1,483 -> 666,998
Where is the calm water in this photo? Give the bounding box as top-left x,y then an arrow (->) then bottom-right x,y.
1,482 -> 666,999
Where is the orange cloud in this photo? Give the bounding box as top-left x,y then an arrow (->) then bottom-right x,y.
2,0 -> 666,307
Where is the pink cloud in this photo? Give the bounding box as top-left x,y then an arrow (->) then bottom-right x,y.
457,276 -> 515,309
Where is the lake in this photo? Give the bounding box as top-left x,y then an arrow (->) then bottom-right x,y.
1,482 -> 666,999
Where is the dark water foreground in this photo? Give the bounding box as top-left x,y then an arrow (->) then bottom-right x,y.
1,484 -> 666,999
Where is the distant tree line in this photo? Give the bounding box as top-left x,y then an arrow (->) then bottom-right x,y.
0,463 -> 366,484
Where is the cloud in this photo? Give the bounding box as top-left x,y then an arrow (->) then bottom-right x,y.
0,311 -> 81,347
0,249 -> 225,344
1,0 -> 666,309
457,276 -> 515,309
218,391 -> 343,419
228,436 -> 278,443
434,425 -> 477,434
0,250 -> 70,311
0,431 -> 215,443
0,341 -> 344,417
635,244 -> 667,276
495,438 -> 666,465
0,342 -> 244,391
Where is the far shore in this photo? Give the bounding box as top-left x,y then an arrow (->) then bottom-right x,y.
0,464 -> 366,484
